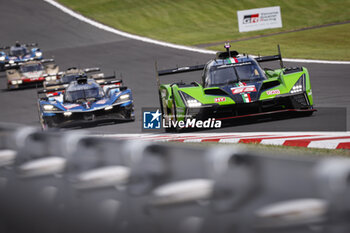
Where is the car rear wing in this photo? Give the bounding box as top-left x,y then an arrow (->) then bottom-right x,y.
97,79 -> 123,87
156,63 -> 205,88
4,58 -> 54,70
255,45 -> 284,68
84,67 -> 100,73
64,67 -> 101,73
157,64 -> 205,77
4,63 -> 22,70
0,43 -> 38,50
94,75 -> 122,84
37,79 -> 125,100
45,67 -> 103,79
41,58 -> 55,63
43,74 -> 120,88
37,86 -> 66,100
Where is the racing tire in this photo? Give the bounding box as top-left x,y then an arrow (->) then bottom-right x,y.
40,118 -> 54,130
41,121 -> 50,131
127,106 -> 135,121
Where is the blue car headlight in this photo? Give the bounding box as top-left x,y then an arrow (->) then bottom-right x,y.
35,51 -> 42,57
42,104 -> 59,112
114,93 -> 131,104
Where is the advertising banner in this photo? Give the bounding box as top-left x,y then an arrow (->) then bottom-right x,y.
237,6 -> 282,32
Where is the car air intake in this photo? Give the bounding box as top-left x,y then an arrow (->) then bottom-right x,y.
204,88 -> 229,96
284,67 -> 303,74
260,80 -> 280,92
216,51 -> 239,59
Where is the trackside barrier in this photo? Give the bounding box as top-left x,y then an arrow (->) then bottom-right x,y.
1,124 -> 350,233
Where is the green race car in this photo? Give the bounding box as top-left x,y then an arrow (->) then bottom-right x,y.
156,44 -> 315,130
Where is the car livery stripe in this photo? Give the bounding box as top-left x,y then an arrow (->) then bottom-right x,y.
242,93 -> 251,103
233,82 -> 252,103
226,57 -> 238,64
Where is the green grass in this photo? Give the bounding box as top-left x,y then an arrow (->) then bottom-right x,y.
209,24 -> 350,60
58,0 -> 350,60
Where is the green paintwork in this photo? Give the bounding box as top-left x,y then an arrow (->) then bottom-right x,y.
159,67 -> 313,121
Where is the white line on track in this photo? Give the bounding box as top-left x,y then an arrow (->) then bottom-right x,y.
45,0 -> 350,65
44,0 -> 215,55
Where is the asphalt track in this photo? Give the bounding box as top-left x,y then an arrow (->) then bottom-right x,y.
0,0 -> 349,134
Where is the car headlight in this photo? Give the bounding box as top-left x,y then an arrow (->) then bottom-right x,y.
63,112 -> 72,117
43,104 -> 58,111
119,94 -> 130,100
35,51 -> 42,57
114,93 -> 131,104
11,80 -> 22,85
290,85 -> 302,93
290,75 -> 305,94
104,106 -> 113,111
9,60 -> 14,64
46,76 -> 57,81
0,56 -> 5,61
180,91 -> 202,108
187,99 -> 202,108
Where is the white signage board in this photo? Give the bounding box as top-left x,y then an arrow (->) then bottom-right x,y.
237,6 -> 282,32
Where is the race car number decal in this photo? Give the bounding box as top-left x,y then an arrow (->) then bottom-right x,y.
266,90 -> 280,95
231,85 -> 256,94
215,97 -> 226,102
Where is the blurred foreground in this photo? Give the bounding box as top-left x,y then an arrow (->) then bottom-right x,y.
1,123 -> 350,233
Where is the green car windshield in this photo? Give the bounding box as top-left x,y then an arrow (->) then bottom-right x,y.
207,61 -> 266,86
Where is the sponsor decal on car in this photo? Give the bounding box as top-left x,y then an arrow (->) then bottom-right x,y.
231,82 -> 256,103
96,99 -> 107,104
231,85 -> 257,94
215,97 -> 226,102
63,104 -> 79,109
266,89 -> 280,95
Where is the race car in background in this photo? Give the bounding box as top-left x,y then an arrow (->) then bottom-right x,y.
43,66 -> 105,88
0,41 -> 43,71
5,59 -> 58,89
37,76 -> 134,129
156,43 -> 315,130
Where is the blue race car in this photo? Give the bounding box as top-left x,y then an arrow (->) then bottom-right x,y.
37,76 -> 134,129
0,41 -> 43,71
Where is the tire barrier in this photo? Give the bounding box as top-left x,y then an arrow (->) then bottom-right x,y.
1,124 -> 350,233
